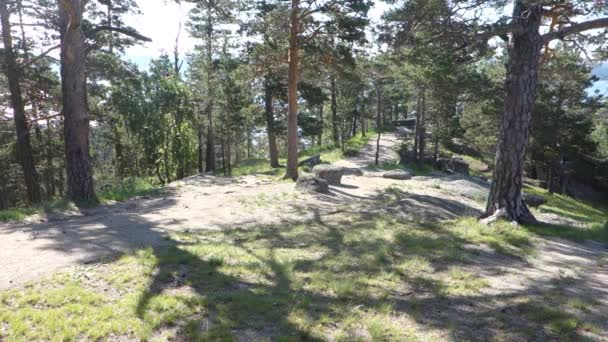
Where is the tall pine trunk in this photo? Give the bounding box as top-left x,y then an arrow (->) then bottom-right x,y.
285,0 -> 300,180
484,2 -> 542,224
0,1 -> 41,204
58,0 -> 96,202
204,9 -> 216,172
264,76 -> 279,168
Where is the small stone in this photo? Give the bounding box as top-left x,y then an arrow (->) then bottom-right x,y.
382,169 -> 413,180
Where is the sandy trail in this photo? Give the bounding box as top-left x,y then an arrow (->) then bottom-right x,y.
1,130 -> 607,330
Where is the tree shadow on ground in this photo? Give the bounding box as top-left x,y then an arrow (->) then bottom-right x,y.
1,182 -> 606,340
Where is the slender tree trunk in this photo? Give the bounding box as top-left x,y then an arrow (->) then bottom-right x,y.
361,99 -> 366,137
376,83 -> 383,130
198,128 -> 203,173
45,119 -> 55,198
375,131 -> 381,166
221,138 -> 226,176
58,0 -> 96,202
484,2 -> 542,224
317,102 -> 324,146
352,94 -> 358,137
417,90 -> 426,168
247,130 -> 252,159
0,1 -> 41,204
330,75 -> 339,146
285,0 -> 300,180
264,76 -> 279,168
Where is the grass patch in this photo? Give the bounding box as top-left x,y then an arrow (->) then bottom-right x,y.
523,186 -> 608,243
227,131 -> 375,177
0,198 -> 76,222
98,177 -> 162,203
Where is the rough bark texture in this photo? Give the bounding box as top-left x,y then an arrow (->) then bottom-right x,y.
0,0 -> 41,204
264,76 -> 279,168
285,0 -> 300,180
58,0 -> 96,202
485,2 -> 542,224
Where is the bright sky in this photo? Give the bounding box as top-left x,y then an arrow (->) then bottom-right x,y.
123,0 -> 390,69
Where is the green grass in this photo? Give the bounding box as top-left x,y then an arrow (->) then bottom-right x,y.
0,206 -> 548,341
226,131 -> 376,177
98,177 -> 162,203
0,198 -> 77,222
523,186 -> 608,243
0,178 -> 162,222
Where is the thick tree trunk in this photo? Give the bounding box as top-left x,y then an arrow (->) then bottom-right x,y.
484,2 -> 542,224
330,75 -> 339,146
285,0 -> 300,180
204,9 -> 216,173
0,1 -> 41,204
58,0 -> 96,202
264,76 -> 279,168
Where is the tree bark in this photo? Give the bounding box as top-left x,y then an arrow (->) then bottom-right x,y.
58,0 -> 96,202
484,2 -> 542,224
204,7 -> 216,172
0,0 -> 41,204
264,76 -> 279,168
330,75 -> 339,146
285,0 -> 300,180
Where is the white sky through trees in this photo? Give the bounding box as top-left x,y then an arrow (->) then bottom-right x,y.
123,0 -> 390,69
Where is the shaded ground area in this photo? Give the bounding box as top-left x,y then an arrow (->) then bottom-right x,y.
1,130 -> 607,341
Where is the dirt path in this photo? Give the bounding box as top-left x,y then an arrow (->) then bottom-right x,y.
1,129 -> 607,330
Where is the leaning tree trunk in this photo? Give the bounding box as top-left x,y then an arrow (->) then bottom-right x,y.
0,0 -> 41,204
264,76 -> 279,168
285,0 -> 300,180
58,0 -> 96,202
484,2 -> 542,224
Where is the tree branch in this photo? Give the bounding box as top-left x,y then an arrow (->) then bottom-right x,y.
19,44 -> 60,69
542,17 -> 608,42
88,25 -> 152,42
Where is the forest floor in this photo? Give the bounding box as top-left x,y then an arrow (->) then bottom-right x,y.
1,131 -> 607,341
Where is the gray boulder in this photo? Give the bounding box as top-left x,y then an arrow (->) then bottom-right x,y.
296,176 -> 329,194
383,169 -> 413,180
523,193 -> 547,207
312,165 -> 344,185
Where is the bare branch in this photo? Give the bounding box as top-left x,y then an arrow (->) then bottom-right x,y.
542,17 -> 608,42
